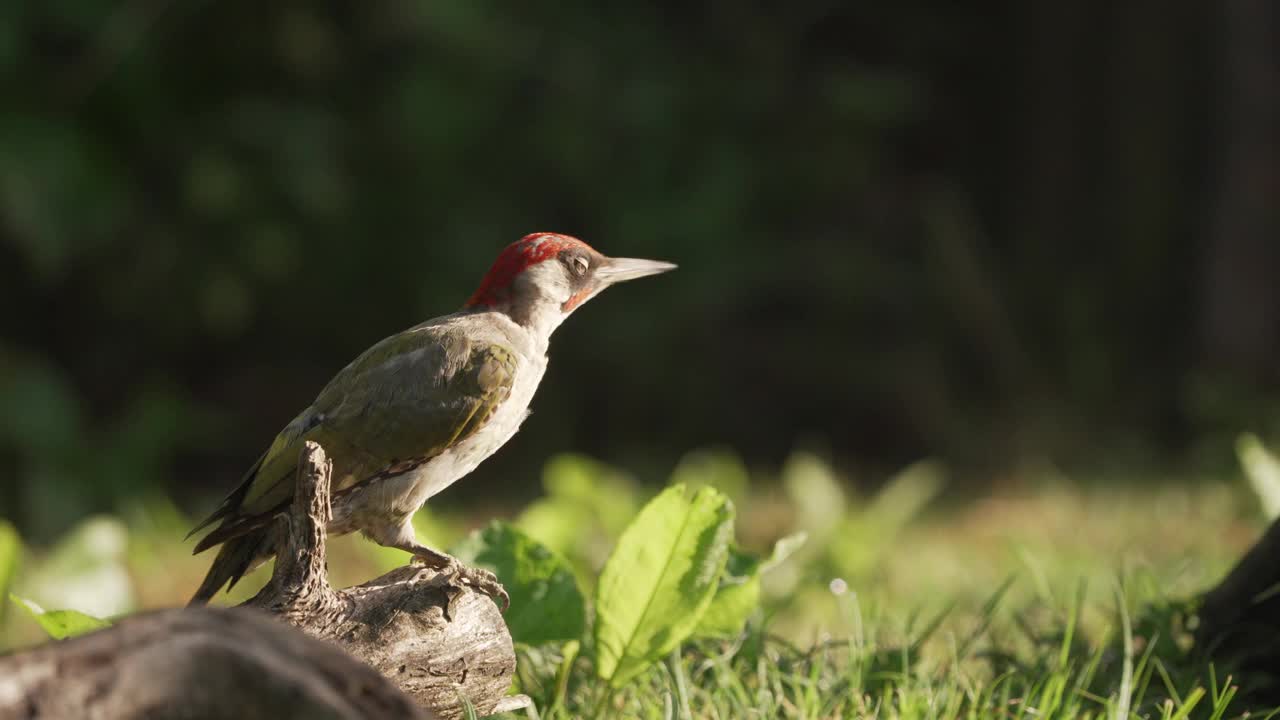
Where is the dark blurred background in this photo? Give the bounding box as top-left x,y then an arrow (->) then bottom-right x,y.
1,1 -> 1277,540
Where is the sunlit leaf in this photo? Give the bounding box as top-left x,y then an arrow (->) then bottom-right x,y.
517,454 -> 638,574
10,594 -> 110,639
453,521 -> 586,646
782,452 -> 846,541
761,531 -> 808,573
542,453 -> 637,536
695,546 -> 761,637
25,516 -> 135,618
1237,433 -> 1280,520
697,532 -> 807,637
0,521 -> 20,616
594,484 -> 733,687
515,498 -> 595,562
862,460 -> 946,533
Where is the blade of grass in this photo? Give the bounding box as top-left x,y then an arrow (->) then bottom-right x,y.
1059,579 -> 1087,669
955,575 -> 1017,661
1112,584 -> 1134,720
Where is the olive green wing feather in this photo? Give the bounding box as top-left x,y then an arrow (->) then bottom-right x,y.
191,325 -> 517,553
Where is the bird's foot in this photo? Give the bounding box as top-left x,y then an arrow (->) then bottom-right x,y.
453,564 -> 509,612
411,551 -> 509,612
409,548 -> 454,571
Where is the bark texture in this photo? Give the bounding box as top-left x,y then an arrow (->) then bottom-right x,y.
241,442 -> 518,716
0,607 -> 434,720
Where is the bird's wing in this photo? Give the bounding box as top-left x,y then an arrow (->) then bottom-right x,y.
191,322 -> 518,552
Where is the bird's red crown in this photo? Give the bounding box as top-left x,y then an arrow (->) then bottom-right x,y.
467,233 -> 594,307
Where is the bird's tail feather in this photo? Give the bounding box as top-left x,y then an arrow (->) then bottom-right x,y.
188,527 -> 272,606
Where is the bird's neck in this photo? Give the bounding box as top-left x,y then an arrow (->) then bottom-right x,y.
509,299 -> 565,356
466,299 -> 560,357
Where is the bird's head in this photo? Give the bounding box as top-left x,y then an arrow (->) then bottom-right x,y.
466,232 -> 676,338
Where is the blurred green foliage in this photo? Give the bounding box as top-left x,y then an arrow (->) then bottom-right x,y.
1237,433 -> 1280,521
0,521 -> 18,629
1,1 -> 1278,543
515,454 -> 639,574
453,521 -> 586,647
696,532 -> 806,638
9,595 -> 110,640
4,447 -> 1276,715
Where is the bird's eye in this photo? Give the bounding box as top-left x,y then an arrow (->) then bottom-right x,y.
573,256 -> 589,276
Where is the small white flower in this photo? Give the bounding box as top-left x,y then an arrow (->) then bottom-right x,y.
828,578 -> 848,596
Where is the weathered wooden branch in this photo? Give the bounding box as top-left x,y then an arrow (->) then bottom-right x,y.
0,607 -> 434,720
242,442 -> 520,718
0,442 -> 523,720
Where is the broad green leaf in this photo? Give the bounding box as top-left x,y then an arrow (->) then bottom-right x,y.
10,594 -> 110,639
594,484 -> 734,686
452,521 -> 585,646
696,532 -> 807,637
695,546 -> 761,637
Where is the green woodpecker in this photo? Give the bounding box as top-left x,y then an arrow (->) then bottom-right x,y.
188,233 -> 675,605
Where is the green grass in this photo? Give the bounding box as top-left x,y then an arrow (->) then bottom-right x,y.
1,451 -> 1276,719
495,475 -> 1268,719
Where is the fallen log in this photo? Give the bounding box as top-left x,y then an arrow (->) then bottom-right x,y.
0,607 -> 434,720
0,442 -> 523,719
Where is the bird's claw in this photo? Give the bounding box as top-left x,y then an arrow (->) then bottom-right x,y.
454,565 -> 510,612
411,553 -> 509,612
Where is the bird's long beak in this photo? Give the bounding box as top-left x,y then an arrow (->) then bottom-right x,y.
562,255 -> 676,312
595,256 -> 678,285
